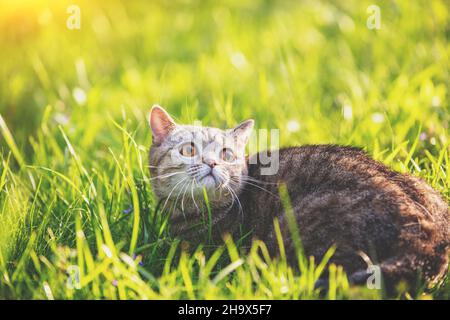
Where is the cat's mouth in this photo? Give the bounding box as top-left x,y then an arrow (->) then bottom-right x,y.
198,172 -> 218,187
188,165 -> 227,190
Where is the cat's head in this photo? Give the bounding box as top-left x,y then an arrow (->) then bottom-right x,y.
148,105 -> 254,211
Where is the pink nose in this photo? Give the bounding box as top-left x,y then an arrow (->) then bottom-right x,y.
204,159 -> 217,168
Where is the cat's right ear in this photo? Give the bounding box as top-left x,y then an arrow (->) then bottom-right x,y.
149,105 -> 176,146
231,119 -> 254,145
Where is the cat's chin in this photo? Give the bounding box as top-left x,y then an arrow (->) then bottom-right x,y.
198,175 -> 217,189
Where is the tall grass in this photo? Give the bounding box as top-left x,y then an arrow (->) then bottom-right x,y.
0,0 -> 448,299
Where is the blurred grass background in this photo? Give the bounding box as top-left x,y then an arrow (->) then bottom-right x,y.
0,0 -> 448,299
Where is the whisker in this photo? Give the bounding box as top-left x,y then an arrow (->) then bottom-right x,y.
160,177 -> 189,214
215,171 -> 229,190
137,172 -> 183,183
187,167 -> 207,176
147,164 -> 184,169
230,176 -> 279,198
181,178 -> 192,213
222,184 -> 236,210
225,184 -> 244,219
146,171 -> 184,181
190,179 -> 200,212
172,178 -> 192,218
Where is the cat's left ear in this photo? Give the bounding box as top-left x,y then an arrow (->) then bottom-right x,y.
149,105 -> 177,146
230,119 -> 254,145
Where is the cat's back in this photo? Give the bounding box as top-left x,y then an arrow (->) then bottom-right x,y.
257,144 -> 397,190
250,144 -> 446,209
249,144 -> 448,234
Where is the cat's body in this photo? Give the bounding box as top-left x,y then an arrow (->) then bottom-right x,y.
245,146 -> 449,290
148,106 -> 449,292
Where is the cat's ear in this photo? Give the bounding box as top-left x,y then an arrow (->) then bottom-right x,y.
149,105 -> 176,146
231,119 -> 254,145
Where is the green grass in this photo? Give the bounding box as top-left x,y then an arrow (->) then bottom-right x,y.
0,0 -> 449,299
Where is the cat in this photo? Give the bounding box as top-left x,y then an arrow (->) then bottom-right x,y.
148,105 -> 449,293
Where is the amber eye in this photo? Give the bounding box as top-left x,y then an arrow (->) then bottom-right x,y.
180,143 -> 197,157
220,148 -> 235,162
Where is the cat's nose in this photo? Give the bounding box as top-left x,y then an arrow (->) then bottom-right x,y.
204,159 -> 217,168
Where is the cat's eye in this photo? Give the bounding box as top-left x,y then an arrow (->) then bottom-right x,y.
220,148 -> 235,162
179,143 -> 197,157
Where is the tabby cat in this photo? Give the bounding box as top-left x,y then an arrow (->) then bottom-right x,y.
148,105 -> 449,293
